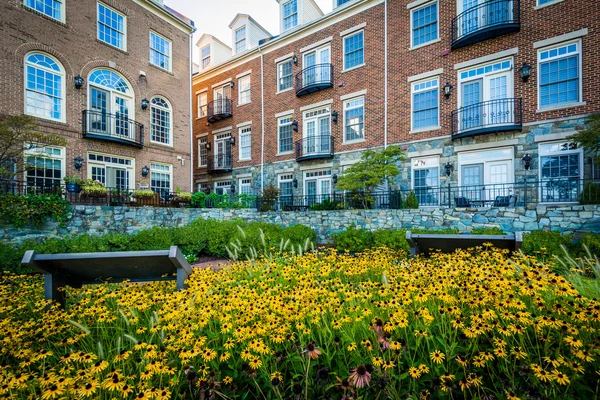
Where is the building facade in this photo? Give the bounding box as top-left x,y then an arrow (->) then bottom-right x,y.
0,0 -> 195,193
192,0 -> 599,207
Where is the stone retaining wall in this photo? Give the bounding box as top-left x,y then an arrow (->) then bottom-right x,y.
2,204 -> 599,245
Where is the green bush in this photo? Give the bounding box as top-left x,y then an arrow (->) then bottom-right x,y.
471,227 -> 506,235
0,194 -> 70,228
309,199 -> 342,211
405,191 -> 419,209
373,229 -> 410,252
579,233 -> 600,257
190,191 -> 207,208
521,230 -> 575,258
331,224 -> 374,253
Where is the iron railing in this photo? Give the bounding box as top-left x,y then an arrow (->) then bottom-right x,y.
82,110 -> 144,147
207,153 -> 233,173
295,135 -> 334,161
451,0 -> 520,48
295,64 -> 334,96
451,98 -> 522,139
207,99 -> 233,123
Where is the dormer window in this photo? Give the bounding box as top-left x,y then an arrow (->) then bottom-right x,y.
283,0 -> 298,31
235,26 -> 247,54
336,0 -> 352,6
201,45 -> 211,69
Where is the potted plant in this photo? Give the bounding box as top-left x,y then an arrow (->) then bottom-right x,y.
173,187 -> 192,206
63,176 -> 82,193
132,189 -> 155,199
80,179 -> 108,198
138,180 -> 149,190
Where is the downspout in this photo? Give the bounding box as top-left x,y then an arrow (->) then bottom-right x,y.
384,0 -> 388,150
258,44 -> 265,192
188,31 -> 194,191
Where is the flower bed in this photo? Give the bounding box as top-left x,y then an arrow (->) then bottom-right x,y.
0,247 -> 599,399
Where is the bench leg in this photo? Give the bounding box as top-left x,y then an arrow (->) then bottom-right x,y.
44,273 -> 66,310
176,268 -> 190,291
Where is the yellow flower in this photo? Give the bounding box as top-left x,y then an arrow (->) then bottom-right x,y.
552,370 -> 570,385
430,350 -> 445,364
408,367 -> 422,379
382,360 -> 395,370
223,376 -> 233,385
372,357 -> 383,367
347,342 -> 357,351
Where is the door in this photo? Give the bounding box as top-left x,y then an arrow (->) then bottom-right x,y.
106,167 -> 129,190
303,47 -> 330,85
90,88 -> 109,134
487,161 -> 511,200
215,137 -> 232,168
303,114 -> 331,155
462,164 -> 484,201
487,73 -> 510,126
213,86 -> 230,114
461,80 -> 482,131
114,96 -> 130,139
460,0 -> 481,36
304,176 -> 331,206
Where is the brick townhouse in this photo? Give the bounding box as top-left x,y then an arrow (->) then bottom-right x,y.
192,0 -> 599,207
0,0 -> 195,193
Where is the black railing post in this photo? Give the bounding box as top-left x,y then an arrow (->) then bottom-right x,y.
447,183 -> 452,208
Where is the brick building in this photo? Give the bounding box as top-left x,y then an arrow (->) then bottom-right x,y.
0,0 -> 195,193
193,0 -> 598,207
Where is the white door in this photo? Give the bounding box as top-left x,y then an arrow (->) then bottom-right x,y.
213,85 -> 230,114
461,79 -> 482,131
486,72 -> 511,126
303,47 -> 330,85
304,176 -> 331,205
114,95 -> 130,139
303,114 -> 331,155
487,161 -> 512,199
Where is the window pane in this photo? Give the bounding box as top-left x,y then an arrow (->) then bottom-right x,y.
344,31 -> 364,70
278,61 -> 293,91
98,4 -> 125,49
412,3 -> 438,47
540,54 -> 579,106
150,32 -> 171,71
26,0 -> 62,21
150,98 -> 171,144
25,54 -> 63,121
279,122 -> 293,153
413,88 -> 439,129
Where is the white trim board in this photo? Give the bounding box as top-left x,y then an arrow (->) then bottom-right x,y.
275,109 -> 295,118
300,99 -> 333,111
454,48 -> 518,70
533,29 -> 588,49
299,36 -> 333,53
454,139 -> 518,153
408,68 -> 443,83
340,89 -> 367,101
340,22 -> 367,37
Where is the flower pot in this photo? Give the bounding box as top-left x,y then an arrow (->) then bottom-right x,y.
66,183 -> 81,193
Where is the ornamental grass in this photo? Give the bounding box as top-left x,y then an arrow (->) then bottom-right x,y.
0,246 -> 599,399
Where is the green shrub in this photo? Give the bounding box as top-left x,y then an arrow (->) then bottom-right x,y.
281,224 -> 317,245
259,184 -> 279,212
373,229 -> 410,252
331,224 -> 374,253
0,194 -> 70,228
579,233 -> 600,257
522,230 -> 575,258
405,191 -> 419,209
471,227 -> 506,235
309,199 -> 342,211
190,191 -> 207,208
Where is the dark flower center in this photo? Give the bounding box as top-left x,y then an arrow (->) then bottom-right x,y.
357,365 -> 367,375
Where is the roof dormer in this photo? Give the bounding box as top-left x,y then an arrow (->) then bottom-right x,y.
333,0 -> 356,8
276,0 -> 324,33
196,34 -> 232,71
228,14 -> 272,56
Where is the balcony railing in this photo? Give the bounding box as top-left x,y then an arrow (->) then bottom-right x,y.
295,64 -> 334,97
82,110 -> 144,148
451,98 -> 522,140
207,99 -> 233,123
207,153 -> 233,173
451,0 -> 520,49
295,135 -> 334,161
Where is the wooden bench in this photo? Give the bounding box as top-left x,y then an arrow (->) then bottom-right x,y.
405,231 -> 523,257
21,246 -> 192,309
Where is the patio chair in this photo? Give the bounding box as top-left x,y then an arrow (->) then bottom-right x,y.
454,197 -> 471,207
492,195 -> 518,207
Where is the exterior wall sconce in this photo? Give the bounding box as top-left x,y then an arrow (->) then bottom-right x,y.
519,63 -> 532,82
231,183 -> 236,194
522,153 -> 533,170
74,156 -> 84,170
230,81 -> 235,88
141,165 -> 149,177
332,174 -> 338,184
444,162 -> 454,177
205,141 -> 212,151
74,75 -> 84,89
292,120 -> 299,132
331,111 -> 339,124
293,55 -> 298,65
293,177 -> 298,188
230,136 -> 236,145
141,98 -> 149,110
443,82 -> 453,99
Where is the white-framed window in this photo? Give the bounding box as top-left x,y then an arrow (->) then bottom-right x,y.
539,141 -> 582,203
150,97 -> 172,145
150,163 -> 172,194
197,182 -> 210,193
239,178 -> 252,195
303,107 -> 331,155
198,137 -> 208,167
344,97 -> 365,143
97,2 -> 126,51
238,75 -> 251,105
336,0 -> 353,6
412,157 -> 439,206
282,0 -> 298,31
278,116 -> 294,154
201,45 -> 211,69
538,40 -> 581,109
279,173 -> 294,206
24,52 -> 65,122
24,146 -> 65,188
87,152 -> 133,190
277,59 -> 293,92
239,126 -> 252,160
537,0 -> 559,5
150,32 -> 172,72
215,180 -> 232,195
24,0 -> 64,22
411,78 -> 439,131
411,1 -> 438,48
304,169 -> 332,205
343,30 -> 364,70
197,91 -> 207,118
235,26 -> 246,54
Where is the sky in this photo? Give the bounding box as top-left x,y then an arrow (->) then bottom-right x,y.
164,0 -> 332,64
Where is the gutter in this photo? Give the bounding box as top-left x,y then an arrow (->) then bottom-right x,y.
188,31 -> 194,191
258,43 -> 266,192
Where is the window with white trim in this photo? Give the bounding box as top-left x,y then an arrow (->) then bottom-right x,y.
25,146 -> 64,188
337,0 -> 353,6
411,1 -> 438,47
97,3 -> 126,50
539,142 -> 582,202
239,178 -> 252,195
150,163 -> 172,194
344,97 -> 365,142
235,26 -> 246,54
24,0 -> 64,22
412,157 -> 439,206
277,59 -> 293,92
215,180 -> 232,195
197,182 -> 210,193
278,174 -> 294,206
304,169 -> 332,205
538,41 -> 581,109
87,152 -> 133,190
282,0 -> 298,31
303,107 -> 331,155
198,137 -> 208,167
197,92 -> 207,118
25,52 -> 65,122
150,97 -> 171,145
343,31 -> 364,70
239,126 -> 252,160
150,32 -> 172,71
411,78 -> 439,131
537,0 -> 558,5
238,75 -> 251,105
201,45 -> 211,69
278,116 -> 294,154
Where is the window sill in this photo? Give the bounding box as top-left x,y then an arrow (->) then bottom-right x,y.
536,101 -> 586,113
276,87 -> 294,95
341,64 -> 366,73
148,63 -> 174,75
533,0 -> 564,10
149,141 -> 174,148
237,102 -> 251,107
409,38 -> 441,51
410,126 -> 441,134
29,115 -> 68,126
238,158 -> 251,162
196,116 -> 207,120
277,151 -> 294,156
22,4 -> 67,26
198,164 -> 207,169
96,38 -> 128,54
342,138 -> 366,145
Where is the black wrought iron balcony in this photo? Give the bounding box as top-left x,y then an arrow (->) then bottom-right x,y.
295,64 -> 334,97
82,110 -> 144,148
207,99 -> 233,123
451,97 -> 522,140
207,153 -> 233,173
295,135 -> 334,162
451,0 -> 520,49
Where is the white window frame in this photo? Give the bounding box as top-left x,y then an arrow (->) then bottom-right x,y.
343,96 -> 365,144
342,30 -> 365,72
150,97 -> 172,146
150,162 -> 173,193
238,126 -> 252,161
538,141 -> 583,203
86,152 -> 134,189
23,0 -> 65,23
239,178 -> 253,196
457,147 -> 514,187
277,116 -> 294,155
201,45 -> 211,69
535,0 -> 564,9
411,156 -> 440,206
277,59 -> 294,93
410,77 -> 440,133
197,91 -> 207,118
235,26 -> 247,54
149,31 -> 172,72
23,145 -> 66,188
198,137 -> 208,167
282,0 -> 298,32
24,52 -> 66,123
303,169 -> 332,201
238,75 -> 251,105
537,39 -> 583,112
215,180 -> 233,195
97,2 -> 127,51
410,0 -> 439,50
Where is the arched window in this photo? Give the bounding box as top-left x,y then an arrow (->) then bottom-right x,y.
150,97 -> 172,145
87,69 -> 134,139
25,52 -> 65,122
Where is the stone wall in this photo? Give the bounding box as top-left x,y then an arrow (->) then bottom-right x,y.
2,204 -> 599,245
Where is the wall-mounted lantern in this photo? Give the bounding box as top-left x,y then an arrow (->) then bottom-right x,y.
519,63 -> 532,83
141,165 -> 149,177
332,174 -> 338,185
205,142 -> 212,151
444,162 -> 454,177
74,156 -> 84,170
522,153 -> 532,170
292,120 -> 299,132
331,111 -> 339,124
293,177 -> 298,188
74,75 -> 84,90
443,82 -> 453,99
230,136 -> 236,146
293,55 -> 298,65
141,98 -> 149,110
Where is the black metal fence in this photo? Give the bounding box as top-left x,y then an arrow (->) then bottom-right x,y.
207,99 -> 233,122
296,63 -> 334,95
451,0 -> 520,46
295,135 -> 334,160
451,98 -> 522,138
207,152 -> 233,172
82,110 -> 145,147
